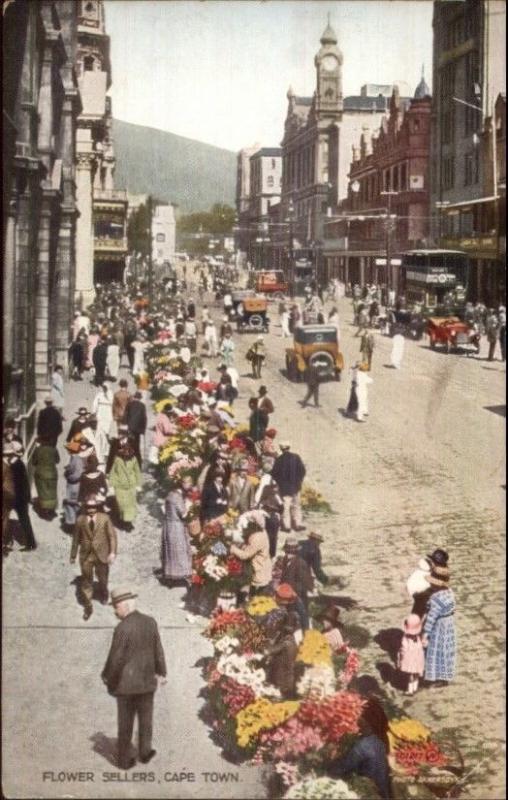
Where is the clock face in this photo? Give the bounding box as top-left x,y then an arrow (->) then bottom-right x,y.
321,54 -> 337,72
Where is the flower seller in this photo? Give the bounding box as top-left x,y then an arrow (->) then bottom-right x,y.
229,519 -> 272,597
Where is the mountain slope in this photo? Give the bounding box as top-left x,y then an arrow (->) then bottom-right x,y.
112,118 -> 237,213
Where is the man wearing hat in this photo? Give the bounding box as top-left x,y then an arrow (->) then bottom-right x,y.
278,536 -> 313,630
246,336 -> 266,379
271,442 -> 306,532
274,583 -> 305,632
36,397 -> 63,448
124,391 -> 147,465
229,461 -> 256,515
92,337 -> 109,386
3,442 -> 37,552
66,407 -> 90,443
101,587 -> 167,770
70,498 -> 118,619
230,520 -> 272,596
112,379 -> 132,432
299,531 -> 329,585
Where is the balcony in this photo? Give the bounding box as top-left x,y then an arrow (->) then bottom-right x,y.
440,234 -> 499,256
93,189 -> 128,202
94,236 -> 128,253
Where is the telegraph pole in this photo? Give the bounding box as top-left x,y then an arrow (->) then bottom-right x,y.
147,194 -> 154,305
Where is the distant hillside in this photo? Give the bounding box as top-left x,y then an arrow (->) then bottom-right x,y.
112,119 -> 236,213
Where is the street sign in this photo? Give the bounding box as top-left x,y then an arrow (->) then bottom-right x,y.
375,258 -> 402,266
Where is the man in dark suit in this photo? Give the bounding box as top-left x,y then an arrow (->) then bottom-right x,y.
9,442 -> 37,551
124,391 -> 147,466
70,498 -> 117,619
93,338 -> 108,386
229,462 -> 255,514
102,588 -> 167,770
299,531 -> 329,585
271,442 -> 306,532
36,397 -> 63,447
300,362 -> 321,408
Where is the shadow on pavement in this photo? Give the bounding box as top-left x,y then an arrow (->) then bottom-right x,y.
90,732 -> 118,767
376,660 -> 407,691
374,627 -> 403,662
70,575 -> 85,608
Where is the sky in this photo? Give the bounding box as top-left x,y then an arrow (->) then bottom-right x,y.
106,0 -> 434,153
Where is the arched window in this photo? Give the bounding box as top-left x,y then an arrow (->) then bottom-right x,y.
84,55 -> 95,71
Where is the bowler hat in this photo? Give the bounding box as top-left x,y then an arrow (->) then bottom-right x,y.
318,605 -> 340,626
83,498 -> 100,509
275,583 -> 297,602
77,407 -> 88,416
309,531 -> 324,542
279,441 -> 290,450
265,428 -> 277,438
44,396 -> 53,404
109,586 -> 138,605
427,548 -> 449,567
404,614 -> 423,635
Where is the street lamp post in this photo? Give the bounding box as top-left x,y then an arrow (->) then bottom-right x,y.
380,190 -> 398,292
285,199 -> 295,292
147,194 -> 154,305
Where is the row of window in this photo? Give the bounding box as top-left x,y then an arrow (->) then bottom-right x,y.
443,8 -> 477,52
283,145 -> 316,190
442,203 -> 496,237
441,150 -> 480,190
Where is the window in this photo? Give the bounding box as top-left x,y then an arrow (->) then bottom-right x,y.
442,109 -> 455,145
271,159 -> 276,169
464,151 -> 479,186
393,165 -> 399,191
413,118 -> 420,132
443,155 -> 455,189
156,233 -> 165,242
400,162 -> 407,190
440,64 -> 455,100
384,168 -> 391,191
84,55 -> 95,71
267,175 -> 274,188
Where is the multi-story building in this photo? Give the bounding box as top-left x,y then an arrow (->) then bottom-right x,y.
271,21 -> 411,277
235,142 -> 261,257
3,0 -> 82,438
430,0 -> 506,304
152,203 -> 176,274
323,80 -> 432,289
75,0 -> 126,303
247,148 -> 282,267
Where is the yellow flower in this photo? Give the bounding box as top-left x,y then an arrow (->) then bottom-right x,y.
296,630 -> 332,667
236,699 -> 300,748
248,475 -> 260,486
246,596 -> 278,616
387,718 -> 431,752
154,397 -> 175,413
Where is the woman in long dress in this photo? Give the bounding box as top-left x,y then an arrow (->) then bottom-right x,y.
108,442 -> 142,530
346,364 -> 359,417
92,383 -> 114,466
356,365 -> 373,422
106,337 -> 120,381
423,574 -> 456,684
391,329 -> 405,369
32,438 -> 60,518
63,442 -> 91,529
161,476 -> 193,585
131,334 -> 148,376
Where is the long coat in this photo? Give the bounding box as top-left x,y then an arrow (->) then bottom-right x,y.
36,406 -> 63,444
229,476 -> 256,514
423,588 -> 456,681
32,444 -> 60,509
200,481 -> 229,522
108,455 -> 141,522
101,610 -> 167,696
271,451 -> 306,496
64,454 -> 86,525
279,553 -> 314,604
125,399 -> 147,436
161,490 -> 192,580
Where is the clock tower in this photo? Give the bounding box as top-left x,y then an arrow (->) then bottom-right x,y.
314,18 -> 343,115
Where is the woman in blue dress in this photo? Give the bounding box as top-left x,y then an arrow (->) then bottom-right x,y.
423,552 -> 456,685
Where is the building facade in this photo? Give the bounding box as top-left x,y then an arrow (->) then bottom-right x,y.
430,0 -> 506,304
152,203 -> 176,274
323,81 -> 432,290
3,0 -> 82,442
235,142 -> 261,257
74,0 -> 126,304
247,148 -> 282,267
270,22 -> 410,279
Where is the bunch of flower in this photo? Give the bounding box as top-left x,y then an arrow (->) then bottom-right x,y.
297,630 -> 333,668
159,434 -> 202,464
214,635 -> 240,655
216,653 -> 280,700
221,677 -> 256,717
296,665 -> 337,700
394,739 -> 449,777
274,761 -> 301,789
246,596 -> 278,617
201,520 -> 224,539
284,776 -> 359,799
332,645 -> 361,688
387,718 -> 431,752
257,716 -> 326,761
297,691 -> 366,744
235,698 -> 300,749
300,484 -> 333,514
229,437 -> 247,452
205,608 -> 250,640
203,554 -> 228,582
226,555 -> 243,576
177,413 -> 198,430
167,454 -> 202,480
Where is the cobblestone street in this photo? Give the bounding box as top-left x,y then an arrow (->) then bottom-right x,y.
2,290 -> 505,799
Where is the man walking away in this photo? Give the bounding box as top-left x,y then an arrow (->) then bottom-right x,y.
499,306 -> 506,362
36,397 -> 63,448
102,587 -> 167,769
124,391 -> 147,466
486,309 -> 500,361
301,362 -> 321,408
70,498 -> 117,619
271,441 -> 306,532
9,442 -> 37,551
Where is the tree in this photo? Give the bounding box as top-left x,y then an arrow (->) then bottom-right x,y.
127,201 -> 151,257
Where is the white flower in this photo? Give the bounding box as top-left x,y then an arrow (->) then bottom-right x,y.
284,776 -> 359,800
296,665 -> 337,700
215,635 -> 240,655
203,555 -> 228,581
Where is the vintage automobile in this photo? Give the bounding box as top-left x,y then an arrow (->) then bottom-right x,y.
387,309 -> 427,339
232,293 -> 270,332
251,270 -> 289,299
427,317 -> 480,355
285,324 -> 344,382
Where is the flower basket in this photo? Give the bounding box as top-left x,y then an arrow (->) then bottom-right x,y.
216,592 -> 237,613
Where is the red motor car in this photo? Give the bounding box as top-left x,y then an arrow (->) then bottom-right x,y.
427,316 -> 480,355
254,270 -> 288,299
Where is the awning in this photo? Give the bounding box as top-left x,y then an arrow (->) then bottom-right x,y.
443,196 -> 498,210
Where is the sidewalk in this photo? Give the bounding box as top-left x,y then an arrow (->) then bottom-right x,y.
2,364 -> 266,799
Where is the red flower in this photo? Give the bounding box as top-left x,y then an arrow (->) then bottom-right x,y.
226,556 -> 243,575
192,574 -> 205,585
